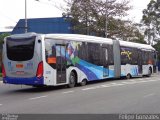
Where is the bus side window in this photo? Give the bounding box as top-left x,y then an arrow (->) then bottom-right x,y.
154,52 -> 157,59
87,43 -> 100,65
77,42 -> 87,61
45,41 -> 56,69
131,48 -> 138,65
105,49 -> 108,62
120,47 -> 132,65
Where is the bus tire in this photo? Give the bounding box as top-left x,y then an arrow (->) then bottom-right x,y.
80,79 -> 87,86
126,74 -> 131,79
32,85 -> 45,88
68,72 -> 76,88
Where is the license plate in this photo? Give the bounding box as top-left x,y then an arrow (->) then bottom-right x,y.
16,64 -> 23,68
16,71 -> 24,75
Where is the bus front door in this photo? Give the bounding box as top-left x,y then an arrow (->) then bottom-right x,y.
56,45 -> 66,84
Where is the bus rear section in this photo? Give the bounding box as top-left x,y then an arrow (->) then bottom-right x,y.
2,33 -> 44,85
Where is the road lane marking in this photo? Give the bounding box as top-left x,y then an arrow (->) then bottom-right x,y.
62,91 -> 74,94
154,78 -> 160,80
136,79 -> 159,83
121,81 -> 137,84
129,80 -> 136,82
143,93 -> 155,98
82,79 -> 160,91
82,83 -> 125,90
136,79 -> 143,81
82,86 -> 101,91
83,82 -> 138,91
29,95 -> 47,100
109,83 -> 117,85
82,83 -> 119,90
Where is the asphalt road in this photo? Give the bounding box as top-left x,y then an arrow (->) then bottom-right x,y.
0,73 -> 160,114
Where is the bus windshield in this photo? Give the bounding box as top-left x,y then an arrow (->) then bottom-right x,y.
6,36 -> 36,61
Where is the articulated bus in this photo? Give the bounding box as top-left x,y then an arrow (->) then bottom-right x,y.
2,33 -> 157,87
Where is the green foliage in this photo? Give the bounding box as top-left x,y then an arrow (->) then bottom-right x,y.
0,33 -> 10,43
63,0 -> 145,44
153,41 -> 160,60
64,0 -> 130,35
142,0 -> 160,45
0,33 -> 10,70
0,33 -> 10,50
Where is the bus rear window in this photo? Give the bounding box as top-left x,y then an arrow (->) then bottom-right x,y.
6,36 -> 36,61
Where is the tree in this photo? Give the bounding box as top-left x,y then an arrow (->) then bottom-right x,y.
63,0 -> 131,37
107,19 -> 146,43
0,33 -> 10,70
142,0 -> 160,45
153,41 -> 160,60
62,0 -> 145,43
0,33 -> 10,43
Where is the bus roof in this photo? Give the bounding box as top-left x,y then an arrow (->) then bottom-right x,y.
45,34 -> 113,45
8,33 -> 155,51
119,40 -> 155,51
45,34 -> 155,51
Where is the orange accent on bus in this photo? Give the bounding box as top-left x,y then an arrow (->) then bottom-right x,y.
47,57 -> 56,64
16,64 -> 24,68
148,60 -> 153,64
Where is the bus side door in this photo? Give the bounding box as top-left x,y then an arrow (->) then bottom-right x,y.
138,49 -> 143,74
56,44 -> 67,84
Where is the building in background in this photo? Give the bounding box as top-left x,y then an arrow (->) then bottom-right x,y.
12,17 -> 73,34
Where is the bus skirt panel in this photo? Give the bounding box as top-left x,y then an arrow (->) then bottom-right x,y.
3,76 -> 44,85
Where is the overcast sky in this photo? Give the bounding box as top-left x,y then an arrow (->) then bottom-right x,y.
0,0 -> 151,32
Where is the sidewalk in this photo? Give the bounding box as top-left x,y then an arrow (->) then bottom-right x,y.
155,71 -> 160,75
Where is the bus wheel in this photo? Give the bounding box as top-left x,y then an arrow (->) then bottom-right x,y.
80,79 -> 87,86
68,72 -> 76,88
32,85 -> 45,88
126,74 -> 131,79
